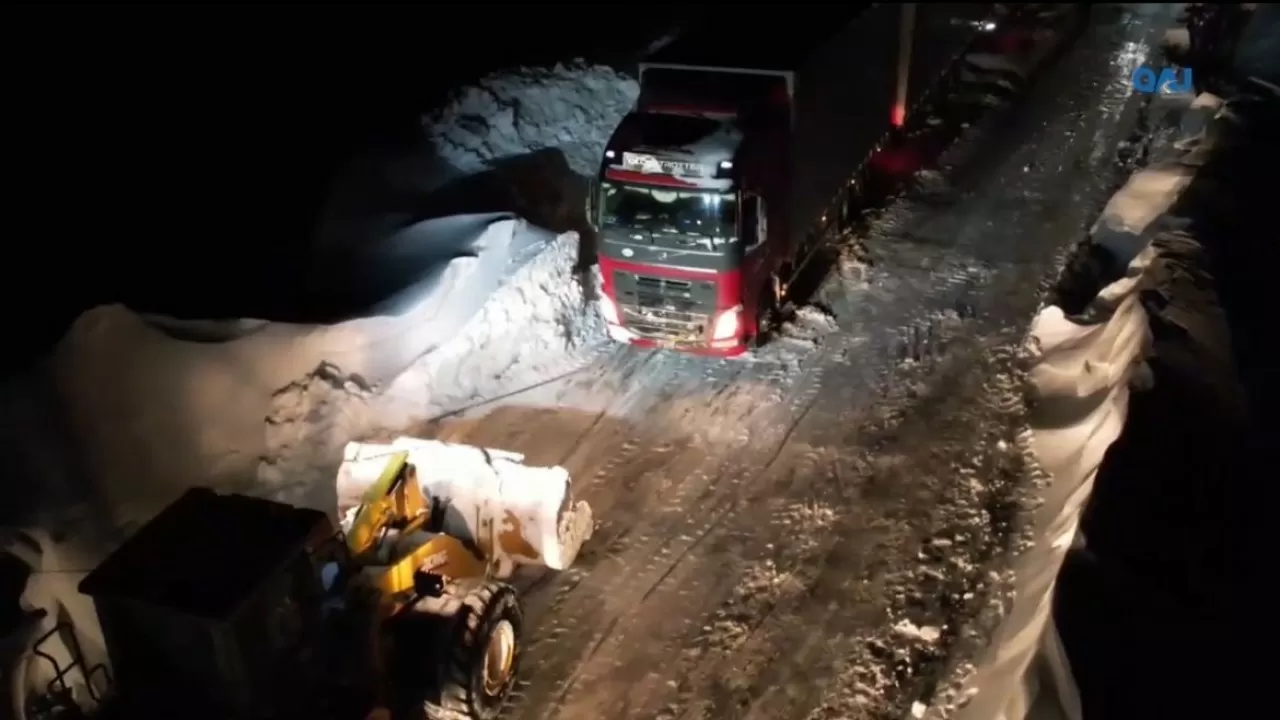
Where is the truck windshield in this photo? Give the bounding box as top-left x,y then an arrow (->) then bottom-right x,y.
602,183 -> 737,245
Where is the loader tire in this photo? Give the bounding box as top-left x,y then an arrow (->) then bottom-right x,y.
425,581 -> 522,720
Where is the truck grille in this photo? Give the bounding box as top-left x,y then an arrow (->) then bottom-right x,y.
613,271 -> 715,342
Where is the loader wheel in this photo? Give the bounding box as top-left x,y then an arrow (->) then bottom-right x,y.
426,581 -> 522,720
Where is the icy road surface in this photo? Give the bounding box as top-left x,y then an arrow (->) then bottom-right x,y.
425,8 -> 1167,720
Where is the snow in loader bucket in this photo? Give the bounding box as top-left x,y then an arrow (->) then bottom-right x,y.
335,437 -> 594,572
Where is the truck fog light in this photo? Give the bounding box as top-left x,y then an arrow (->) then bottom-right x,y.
710,305 -> 743,340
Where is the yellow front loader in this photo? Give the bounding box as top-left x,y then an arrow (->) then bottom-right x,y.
9,439 -> 594,720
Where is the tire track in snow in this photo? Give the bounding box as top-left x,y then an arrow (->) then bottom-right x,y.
529,5 -> 1156,717
652,297 -> 1008,716
734,341 -> 1015,720
426,345 -> 678,606
512,357 -> 699,613
506,351 -> 741,628
525,254 -> 977,718
549,261 -> 994,720
507,338 -> 840,719
557,98 -> 1040,714
659,10 -> 1158,719
513,35 -> 1002,719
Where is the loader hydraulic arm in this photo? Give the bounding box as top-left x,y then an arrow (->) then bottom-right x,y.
345,451 -> 431,558
343,451 -> 489,600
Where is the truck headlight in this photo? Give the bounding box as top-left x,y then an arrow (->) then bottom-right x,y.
710,305 -> 742,340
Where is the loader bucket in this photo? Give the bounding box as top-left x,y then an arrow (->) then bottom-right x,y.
335,438 -> 593,571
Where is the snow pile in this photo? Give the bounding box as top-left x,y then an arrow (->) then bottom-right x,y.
941,91 -> 1224,720
417,62 -> 638,234
776,305 -> 840,346
425,61 -> 639,178
375,230 -> 606,426
27,217 -> 602,525
258,225 -> 609,503
4,54 -> 651,526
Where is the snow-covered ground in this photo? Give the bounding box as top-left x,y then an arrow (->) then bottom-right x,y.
410,7 -> 1173,720
2,5 -> 1185,719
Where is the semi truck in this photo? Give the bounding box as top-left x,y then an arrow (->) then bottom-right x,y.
588,4 -> 998,356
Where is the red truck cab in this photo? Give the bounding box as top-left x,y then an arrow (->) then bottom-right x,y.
590,5 -> 996,357
590,68 -> 796,357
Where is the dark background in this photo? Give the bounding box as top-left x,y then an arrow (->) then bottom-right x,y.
5,4 -> 703,369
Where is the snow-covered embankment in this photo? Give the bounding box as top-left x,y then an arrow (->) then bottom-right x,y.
4,63 -> 642,528
946,91 -> 1226,720
54,216 -> 559,519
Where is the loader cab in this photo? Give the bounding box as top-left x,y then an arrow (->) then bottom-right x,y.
77,488 -> 340,719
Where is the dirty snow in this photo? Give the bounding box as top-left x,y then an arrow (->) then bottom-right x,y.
776,304 -> 841,346
426,61 -> 639,177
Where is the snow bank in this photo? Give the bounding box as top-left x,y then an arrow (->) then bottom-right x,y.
42,216 -> 589,524
946,92 -> 1225,720
426,61 -> 639,178
2,51 -> 644,533
375,231 -> 605,426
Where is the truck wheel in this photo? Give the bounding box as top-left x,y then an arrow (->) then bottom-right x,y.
425,581 -> 523,720
776,264 -> 793,302
753,280 -> 780,348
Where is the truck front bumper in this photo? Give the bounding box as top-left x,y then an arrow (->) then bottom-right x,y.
604,322 -> 748,358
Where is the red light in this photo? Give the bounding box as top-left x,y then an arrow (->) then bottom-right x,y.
891,103 -> 906,127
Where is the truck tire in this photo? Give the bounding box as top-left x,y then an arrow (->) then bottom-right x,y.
425,581 -> 522,720
753,279 -> 781,348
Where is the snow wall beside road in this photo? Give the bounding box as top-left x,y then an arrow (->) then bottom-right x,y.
939,91 -> 1226,720
9,216 -> 602,532
0,62 -> 639,533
